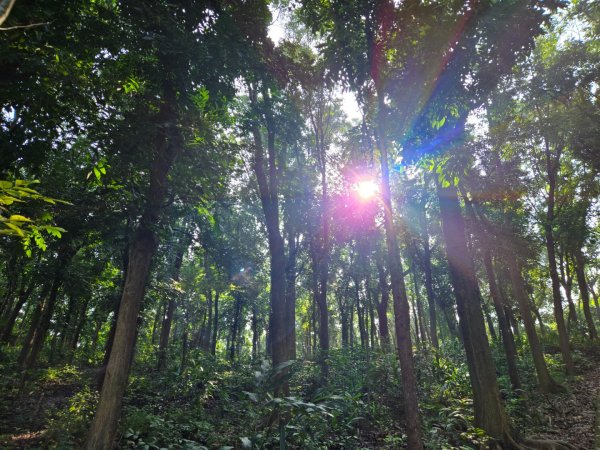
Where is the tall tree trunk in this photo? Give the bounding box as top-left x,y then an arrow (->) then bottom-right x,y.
376,259 -> 390,350
249,86 -> 288,392
211,292 -> 219,356
68,298 -> 89,362
482,299 -> 498,342
506,256 -> 563,393
497,269 -> 521,339
354,276 -> 368,349
367,277 -> 377,349
483,251 -> 520,390
412,266 -> 429,346
97,232 -> 130,391
285,230 -> 298,360
1,276 -> 35,344
543,142 -> 574,376
421,222 -> 439,350
574,249 -> 597,340
436,181 -> 509,441
157,240 -> 186,370
85,81 -> 180,450
21,271 -> 63,371
376,103 -> 422,449
252,303 -> 259,359
589,281 -> 600,321
229,294 -> 242,360
558,251 -> 578,329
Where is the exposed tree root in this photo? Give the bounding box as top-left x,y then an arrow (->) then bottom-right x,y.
487,432 -> 577,450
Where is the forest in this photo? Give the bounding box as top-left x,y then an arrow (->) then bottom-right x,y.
1,0 -> 600,449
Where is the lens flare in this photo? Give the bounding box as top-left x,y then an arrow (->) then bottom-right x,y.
355,180 -> 378,200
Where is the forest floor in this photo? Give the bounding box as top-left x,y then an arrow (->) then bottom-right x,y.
1,354 -> 600,449
515,346 -> 600,450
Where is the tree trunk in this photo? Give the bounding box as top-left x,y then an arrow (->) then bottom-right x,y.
211,291 -> 219,356
419,209 -> 439,351
252,303 -> 258,359
483,251 -> 520,390
436,181 -> 509,440
506,256 -> 563,393
376,104 -> 422,449
1,276 -> 35,344
85,80 -> 180,450
543,142 -> 574,376
412,266 -> 429,346
249,87 -> 288,391
157,241 -> 186,370
68,298 -> 89,362
21,272 -> 63,371
376,259 -> 391,350
285,230 -> 298,360
589,281 -> 600,321
574,248 -> 597,340
201,290 -> 213,352
482,299 -> 498,341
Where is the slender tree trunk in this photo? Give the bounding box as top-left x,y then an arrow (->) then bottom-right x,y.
1,277 -> 34,343
589,281 -> 600,321
574,249 -> 597,340
354,277 -> 368,349
229,294 -> 242,360
157,241 -> 186,370
376,259 -> 390,350
558,251 -> 578,329
250,87 -> 288,391
411,296 -> 421,348
497,270 -> 521,339
436,181 -> 509,440
376,104 -> 422,449
252,303 -> 258,359
22,272 -> 63,371
544,143 -> 574,376
482,299 -> 498,341
506,256 -> 563,393
211,292 -> 219,356
419,210 -> 439,351
68,298 -> 89,362
483,251 -> 520,390
285,230 -> 297,360
412,266 -> 428,346
367,279 -> 377,349
85,80 -> 180,450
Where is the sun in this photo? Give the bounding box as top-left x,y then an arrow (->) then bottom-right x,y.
355,180 -> 379,200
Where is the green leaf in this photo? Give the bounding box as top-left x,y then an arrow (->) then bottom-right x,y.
9,214 -> 32,222
4,221 -> 25,236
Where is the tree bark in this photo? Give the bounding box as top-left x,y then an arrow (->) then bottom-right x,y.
574,248 -> 597,340
436,181 -> 509,440
21,271 -> 62,371
543,142 -> 574,375
483,251 -> 521,390
249,86 -> 288,392
211,292 -> 219,356
376,104 -> 422,449
157,240 -> 186,370
85,80 -> 180,450
506,256 -> 563,393
285,229 -> 298,360
1,276 -> 34,344
376,258 -> 391,350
